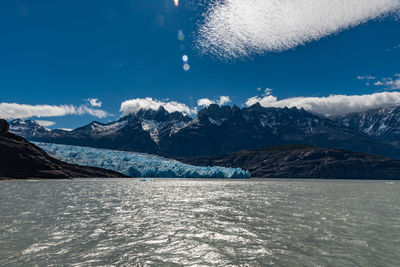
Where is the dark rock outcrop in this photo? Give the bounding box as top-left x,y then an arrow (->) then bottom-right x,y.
0,119 -> 126,179
0,119 -> 9,135
177,144 -> 400,179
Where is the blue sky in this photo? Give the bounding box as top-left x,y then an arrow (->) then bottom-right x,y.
0,0 -> 400,128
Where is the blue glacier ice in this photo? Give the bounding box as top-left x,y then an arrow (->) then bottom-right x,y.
34,142 -> 250,178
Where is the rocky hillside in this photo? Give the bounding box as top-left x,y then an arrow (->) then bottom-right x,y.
0,119 -> 126,179
177,144 -> 400,179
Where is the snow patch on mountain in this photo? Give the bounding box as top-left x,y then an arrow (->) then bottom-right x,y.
9,119 -> 52,138
90,121 -> 128,136
208,118 -> 224,126
141,119 -> 187,143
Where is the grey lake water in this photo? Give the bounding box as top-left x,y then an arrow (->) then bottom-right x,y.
0,179 -> 399,266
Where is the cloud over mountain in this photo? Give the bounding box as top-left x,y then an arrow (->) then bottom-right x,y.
197,96 -> 231,107
197,98 -> 214,107
35,120 -> 56,127
120,97 -> 196,116
0,103 -> 108,120
245,91 -> 400,116
197,0 -> 400,58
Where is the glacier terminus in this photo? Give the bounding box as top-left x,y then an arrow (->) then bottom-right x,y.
35,142 -> 250,179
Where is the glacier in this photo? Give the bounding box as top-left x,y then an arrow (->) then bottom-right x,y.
34,142 -> 250,178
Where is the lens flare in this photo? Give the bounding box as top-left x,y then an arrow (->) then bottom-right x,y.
182,55 -> 188,62
183,63 -> 190,71
174,0 -> 179,7
177,30 -> 185,41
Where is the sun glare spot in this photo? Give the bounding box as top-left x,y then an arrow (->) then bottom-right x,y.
177,30 -> 185,41
183,63 -> 190,71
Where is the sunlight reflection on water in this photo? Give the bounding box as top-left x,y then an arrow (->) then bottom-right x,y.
0,179 -> 399,266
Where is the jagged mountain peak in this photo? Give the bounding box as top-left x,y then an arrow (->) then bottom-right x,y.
10,118 -> 41,127
245,102 -> 263,111
336,105 -> 400,144
245,104 -> 308,115
9,118 -> 51,139
122,106 -> 191,123
198,104 -> 236,121
10,118 -> 25,124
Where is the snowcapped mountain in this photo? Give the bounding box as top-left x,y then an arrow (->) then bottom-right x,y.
336,106 -> 400,146
134,106 -> 191,143
9,106 -> 191,154
160,103 -> 400,158
9,104 -> 400,159
39,115 -> 159,153
9,119 -> 52,138
9,119 -> 72,140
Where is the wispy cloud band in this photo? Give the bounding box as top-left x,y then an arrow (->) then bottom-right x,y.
0,103 -> 108,120
197,0 -> 400,59
245,91 -> 400,116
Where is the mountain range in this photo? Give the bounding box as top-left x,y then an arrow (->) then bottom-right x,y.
9,104 -> 400,159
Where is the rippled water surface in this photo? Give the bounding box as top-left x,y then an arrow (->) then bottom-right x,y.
1,179 -> 399,266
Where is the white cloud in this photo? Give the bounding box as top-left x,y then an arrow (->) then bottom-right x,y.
197,96 -> 231,107
374,74 -> 400,90
197,98 -> 214,107
35,120 -> 56,127
0,103 -> 108,120
245,91 -> 400,116
357,75 -> 376,80
87,98 -> 102,107
246,95 -> 278,107
387,43 -> 400,51
57,128 -> 73,132
196,0 -> 400,58
357,75 -> 377,86
121,96 -> 232,116
120,97 -> 196,116
217,96 -> 231,105
264,88 -> 273,96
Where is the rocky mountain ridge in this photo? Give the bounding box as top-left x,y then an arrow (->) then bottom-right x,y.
336,106 -> 400,146
9,104 -> 400,159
